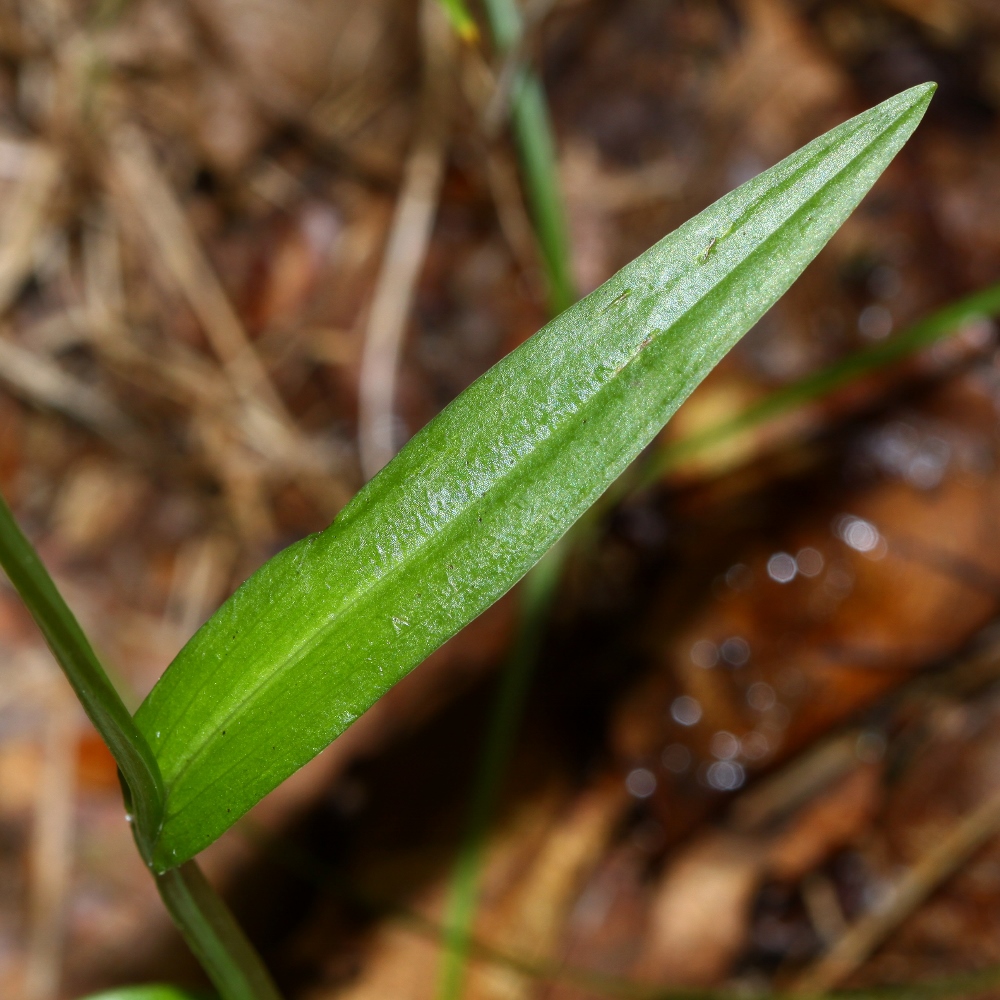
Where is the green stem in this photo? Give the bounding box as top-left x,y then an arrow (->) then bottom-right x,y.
435,543 -> 567,1000
156,863 -> 282,1000
0,490 -> 281,1000
0,491 -> 163,860
509,71 -> 576,314
481,0 -> 576,315
639,280 -> 1000,488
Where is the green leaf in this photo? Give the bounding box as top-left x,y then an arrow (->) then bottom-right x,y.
644,280 -> 1000,484
136,83 -> 935,871
79,987 -> 206,1000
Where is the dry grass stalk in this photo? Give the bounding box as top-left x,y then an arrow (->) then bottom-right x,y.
455,48 -> 545,288
358,0 -> 457,479
99,136 -> 348,520
161,533 -> 238,647
792,786 -> 1000,995
107,124 -> 293,427
195,413 -> 277,542
22,672 -> 78,1000
0,331 -> 137,443
469,776 -> 628,1000
0,144 -> 60,316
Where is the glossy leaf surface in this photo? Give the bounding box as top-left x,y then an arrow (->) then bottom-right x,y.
80,987 -> 205,1000
136,84 -> 935,871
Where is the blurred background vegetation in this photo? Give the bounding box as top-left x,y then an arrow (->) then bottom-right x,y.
3,0 -> 1000,998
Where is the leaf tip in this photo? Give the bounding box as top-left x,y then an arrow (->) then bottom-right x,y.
903,80 -> 938,107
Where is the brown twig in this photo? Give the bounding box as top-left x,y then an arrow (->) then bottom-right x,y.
792,787 -> 1000,995
107,124 -> 293,429
0,330 -> 138,444
357,0 -> 457,479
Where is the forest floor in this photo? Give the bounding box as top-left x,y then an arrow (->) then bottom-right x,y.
3,0 -> 1000,998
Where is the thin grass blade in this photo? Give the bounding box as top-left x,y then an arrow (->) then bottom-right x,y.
481,0 -> 577,314
136,83 -> 936,871
643,278 -> 1000,484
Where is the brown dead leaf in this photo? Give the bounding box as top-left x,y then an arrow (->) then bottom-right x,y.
635,830 -> 768,986
713,0 -> 847,157
766,764 -> 882,883
50,458 -> 148,554
467,776 -> 629,1000
615,374 -> 1000,811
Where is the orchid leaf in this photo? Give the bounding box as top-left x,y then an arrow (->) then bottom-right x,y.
136,83 -> 936,871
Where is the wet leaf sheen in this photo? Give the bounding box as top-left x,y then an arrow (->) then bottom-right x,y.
136,84 -> 935,871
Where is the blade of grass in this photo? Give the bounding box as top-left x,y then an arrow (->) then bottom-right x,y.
435,0 -> 479,42
639,279 -> 1000,488
0,492 -> 281,1000
480,0 -> 576,314
435,542 -> 567,1000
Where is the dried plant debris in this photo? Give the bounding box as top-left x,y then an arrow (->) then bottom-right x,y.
1,0 -> 1000,997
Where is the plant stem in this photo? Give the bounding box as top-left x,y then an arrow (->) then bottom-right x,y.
435,0 -> 479,41
480,0 -> 576,314
638,279 -> 1000,487
156,862 -> 282,1000
435,542 -> 567,1000
508,72 -> 576,314
0,492 -> 163,860
0,490 -> 283,1000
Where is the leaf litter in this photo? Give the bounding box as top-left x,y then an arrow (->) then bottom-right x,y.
0,0 -> 999,998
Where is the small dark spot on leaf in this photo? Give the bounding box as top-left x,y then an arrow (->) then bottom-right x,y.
600,288 -> 631,314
